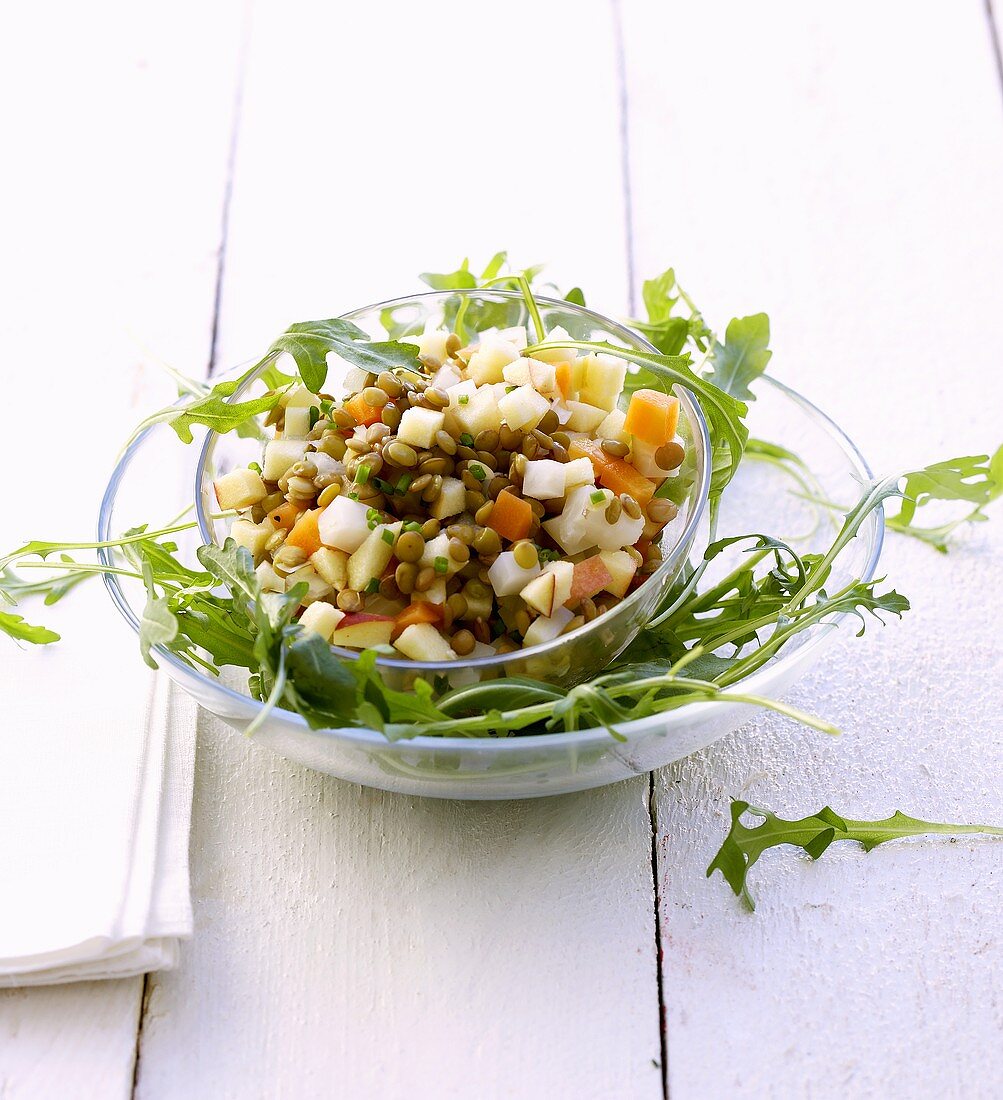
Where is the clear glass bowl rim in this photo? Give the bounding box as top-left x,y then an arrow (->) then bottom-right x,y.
192,289 -> 712,674
98,319 -> 883,753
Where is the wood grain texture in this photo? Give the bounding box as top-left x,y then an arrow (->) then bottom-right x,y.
134,2 -> 662,1097
620,2 -> 1003,1096
0,1 -> 243,1096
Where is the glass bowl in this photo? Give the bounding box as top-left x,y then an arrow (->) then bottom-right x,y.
99,345 -> 882,799
193,290 -> 710,688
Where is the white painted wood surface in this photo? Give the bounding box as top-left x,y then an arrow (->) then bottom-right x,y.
622,2 -> 1003,1096
4,1 -> 1003,1097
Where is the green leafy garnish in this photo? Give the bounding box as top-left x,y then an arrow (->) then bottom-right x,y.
708,799 -> 1003,910
0,609 -> 60,645
704,313 -> 772,401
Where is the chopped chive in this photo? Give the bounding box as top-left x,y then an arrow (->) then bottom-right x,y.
308,405 -> 321,428
404,520 -> 423,532
434,556 -> 449,575
469,463 -> 487,481
458,394 -> 469,405
396,473 -> 413,493
247,461 -> 262,474
459,433 -> 474,446
366,507 -> 380,519
381,528 -> 395,546
349,492 -> 360,500
590,489 -> 606,504
505,385 -> 516,393
368,519 -> 378,529
354,464 -> 371,485
365,578 -> 380,594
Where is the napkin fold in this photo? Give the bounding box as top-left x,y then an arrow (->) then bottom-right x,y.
0,623 -> 197,986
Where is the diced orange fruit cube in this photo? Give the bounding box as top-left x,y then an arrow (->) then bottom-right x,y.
265,499 -> 308,531
392,601 -> 444,640
285,508 -> 323,556
623,389 -> 680,447
568,438 -> 655,507
343,393 -> 387,427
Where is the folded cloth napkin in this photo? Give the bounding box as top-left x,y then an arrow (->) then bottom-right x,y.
0,373 -> 198,985
0,630 -> 197,985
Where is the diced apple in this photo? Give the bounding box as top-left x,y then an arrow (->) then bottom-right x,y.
298,601 -> 345,641
547,560 -> 574,609
420,531 -> 461,575
430,363 -> 462,391
430,476 -> 466,520
564,400 -> 608,433
283,383 -> 318,408
283,406 -> 312,439
317,495 -> 373,553
520,571 -> 556,616
549,399 -> 573,425
230,518 -> 270,559
598,550 -> 638,597
454,385 -> 504,435
487,551 -> 543,597
411,578 -> 448,605
563,457 -> 595,489
347,523 -> 401,592
394,622 -> 457,662
262,439 -> 308,480
630,437 -> 682,478
332,613 -> 395,650
579,490 -> 645,551
502,357 -> 533,386
522,606 -> 575,648
499,384 -> 550,431
310,547 -> 349,589
596,408 -> 629,444
255,560 -> 284,593
529,325 -> 576,365
580,353 -> 627,412
397,406 -> 446,449
468,336 -> 520,384
494,325 -> 528,349
214,468 -> 267,511
571,555 -> 614,602
522,459 -> 567,500
403,325 -> 451,365
529,359 -> 557,395
285,564 -> 333,606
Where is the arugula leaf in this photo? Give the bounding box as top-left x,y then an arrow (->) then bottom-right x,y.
420,258 -> 478,290
0,609 -> 60,645
704,314 -> 772,401
564,287 -> 586,306
708,799 -> 1003,910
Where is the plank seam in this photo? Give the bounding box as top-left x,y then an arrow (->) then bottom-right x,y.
129,973 -> 152,1098
208,0 -> 252,377
985,0 -> 1003,111
610,0 -> 638,316
648,773 -> 669,1099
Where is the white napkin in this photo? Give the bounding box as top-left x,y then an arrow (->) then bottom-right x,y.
0,356 -> 198,986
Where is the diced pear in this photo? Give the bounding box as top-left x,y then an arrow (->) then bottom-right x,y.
262,439 -> 308,480
529,326 -> 576,365
214,468 -> 267,511
522,459 -> 567,500
230,518 -> 270,559
347,523 -> 401,592
394,622 -> 457,662
310,547 -> 349,589
487,551 -> 543,596
283,383 -> 318,408
454,386 -> 504,435
397,406 -> 446,449
430,476 -> 466,520
494,325 -> 528,349
317,495 -> 373,553
580,353 -> 627,412
598,550 -> 638,597
403,325 -> 451,365
420,531 -> 461,575
332,614 -> 395,649
563,457 -> 596,489
499,384 -> 550,431
529,360 -> 557,395
298,601 -> 346,641
502,357 -> 533,386
549,399 -> 573,425
596,407 -> 629,444
255,560 -> 284,593
285,564 -> 333,606
412,578 -> 448,605
468,337 -> 520,384
522,606 -> 574,648
283,406 -> 311,439
430,363 -> 463,391
564,401 -> 607,433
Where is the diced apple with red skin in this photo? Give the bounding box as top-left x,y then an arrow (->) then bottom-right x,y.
597,550 -> 637,597
521,561 -> 573,616
331,613 -> 395,650
570,555 -> 614,603
394,622 -> 457,661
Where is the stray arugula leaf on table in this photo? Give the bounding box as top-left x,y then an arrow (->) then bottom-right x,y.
708,799 -> 1003,910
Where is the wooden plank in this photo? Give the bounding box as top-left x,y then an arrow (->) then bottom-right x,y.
0,2 -> 244,1097
134,2 -> 663,1096
621,1 -> 1003,1095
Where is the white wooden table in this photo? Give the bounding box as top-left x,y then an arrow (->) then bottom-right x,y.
3,2 -> 1002,1096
